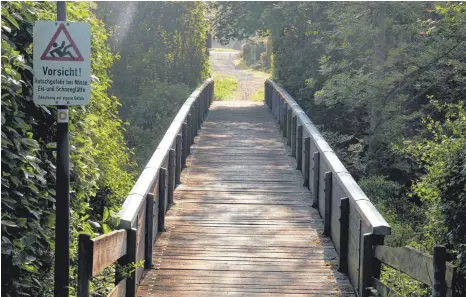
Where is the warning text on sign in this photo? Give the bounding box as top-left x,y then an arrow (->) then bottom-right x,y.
33,21 -> 91,106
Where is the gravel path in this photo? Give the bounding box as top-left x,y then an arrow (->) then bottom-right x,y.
210,50 -> 267,101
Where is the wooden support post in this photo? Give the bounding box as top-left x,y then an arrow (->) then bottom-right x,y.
359,233 -> 373,297
125,228 -> 137,297
158,168 -> 167,232
279,99 -> 283,130
201,93 -> 205,121
182,122 -> 188,168
190,109 -> 195,145
338,197 -> 349,273
282,103 -> 288,138
303,137 -> 310,187
197,100 -> 202,129
323,171 -> 332,236
265,83 -> 269,107
210,82 -> 214,105
291,116 -> 297,157
193,102 -> 198,136
433,245 -> 446,297
176,134 -> 182,185
77,234 -> 92,297
187,114 -> 192,154
312,152 -> 320,208
144,193 -> 155,269
168,149 -> 175,205
297,125 -> 303,170
287,109 -> 292,146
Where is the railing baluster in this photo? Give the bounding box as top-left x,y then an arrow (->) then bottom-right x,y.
282,103 -> 288,138
287,109 -> 292,146
168,149 -> 175,205
433,245 -> 446,297
77,234 -> 92,297
187,114 -> 192,154
297,125 -> 303,170
312,152 -> 320,208
158,168 -> 167,232
145,193 -> 155,269
360,233 -> 373,297
303,137 -> 310,187
291,116 -> 297,157
182,122 -> 188,165
338,197 -> 349,273
176,134 -> 182,185
324,171 -> 332,236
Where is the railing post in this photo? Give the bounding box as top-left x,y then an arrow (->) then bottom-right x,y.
182,121 -> 188,164
77,234 -> 92,297
433,245 -> 446,297
191,105 -> 196,139
279,98 -> 283,130
338,197 -> 349,273
303,137 -> 310,187
145,193 -> 155,269
168,149 -> 175,205
204,90 -> 209,119
125,228 -> 137,297
197,99 -> 201,130
282,103 -> 288,138
210,82 -> 214,105
291,116 -> 297,157
312,152 -> 320,208
287,109 -> 292,146
176,134 -> 182,185
187,114 -> 192,154
265,82 -> 269,108
158,168 -> 167,232
193,102 -> 198,137
323,171 -> 332,236
297,125 -> 303,170
200,92 -> 205,121
359,233 -> 373,297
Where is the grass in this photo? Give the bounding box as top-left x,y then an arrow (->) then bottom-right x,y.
212,73 -> 238,101
250,90 -> 264,102
234,57 -> 270,79
210,48 -> 239,52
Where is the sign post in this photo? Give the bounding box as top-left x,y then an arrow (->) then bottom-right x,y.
33,2 -> 91,296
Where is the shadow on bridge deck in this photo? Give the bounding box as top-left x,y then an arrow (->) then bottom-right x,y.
137,101 -> 355,296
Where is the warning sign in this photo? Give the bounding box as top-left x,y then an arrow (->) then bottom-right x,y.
33,21 -> 91,106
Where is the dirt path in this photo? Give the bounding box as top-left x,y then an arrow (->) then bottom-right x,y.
210,50 -> 267,101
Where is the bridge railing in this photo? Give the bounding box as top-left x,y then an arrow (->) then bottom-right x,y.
265,79 -> 390,296
265,79 -> 458,297
77,78 -> 214,297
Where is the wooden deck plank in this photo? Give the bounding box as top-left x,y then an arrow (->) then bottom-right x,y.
137,101 -> 354,296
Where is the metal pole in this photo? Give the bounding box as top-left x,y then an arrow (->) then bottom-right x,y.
54,2 -> 70,297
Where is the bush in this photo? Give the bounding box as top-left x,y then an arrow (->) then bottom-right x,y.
1,2 -> 135,296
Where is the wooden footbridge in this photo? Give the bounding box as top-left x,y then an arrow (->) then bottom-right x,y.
77,79 -> 457,297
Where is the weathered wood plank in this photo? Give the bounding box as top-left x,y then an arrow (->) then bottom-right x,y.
374,245 -> 456,289
370,277 -> 403,297
107,280 -> 126,297
91,230 -> 127,276
137,101 -> 352,297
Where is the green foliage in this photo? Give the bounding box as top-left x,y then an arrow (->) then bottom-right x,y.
250,90 -> 264,102
97,2 -> 210,167
212,73 -> 238,101
399,102 -> 466,293
1,2 -> 135,296
125,82 -> 191,167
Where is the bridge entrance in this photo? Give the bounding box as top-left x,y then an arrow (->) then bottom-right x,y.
137,101 -> 354,296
